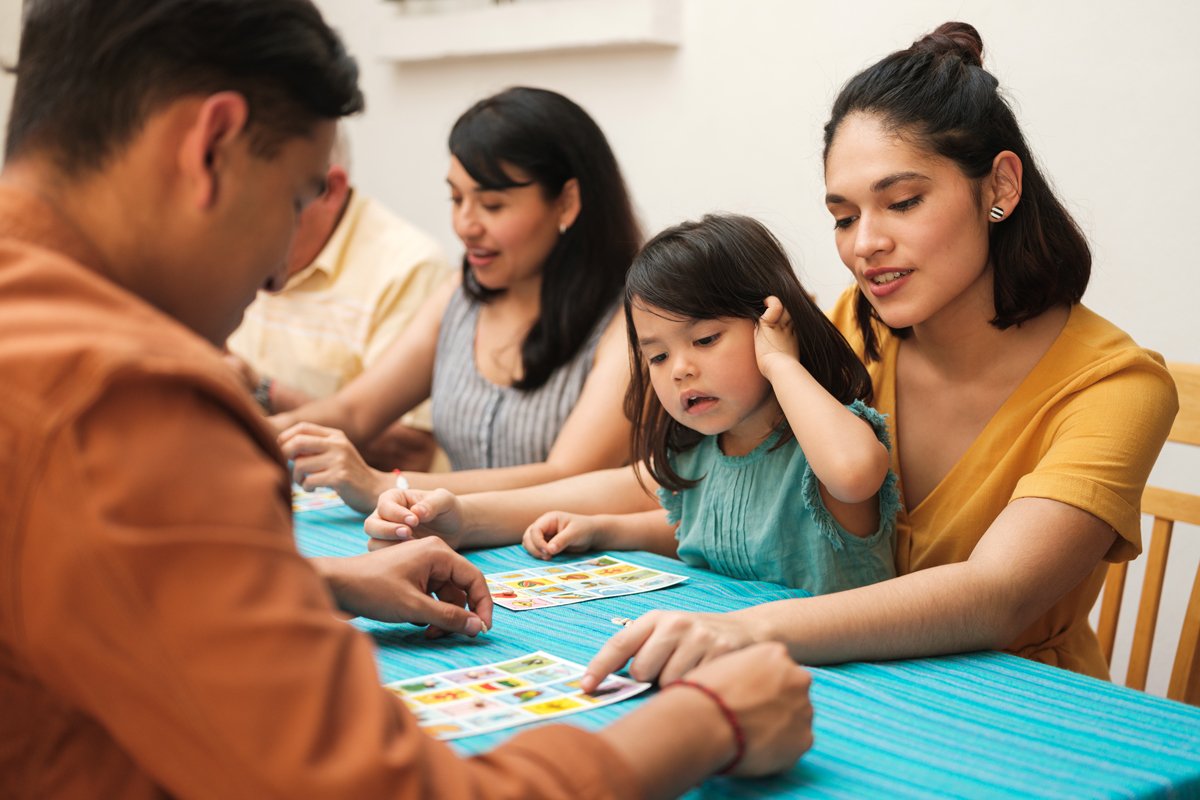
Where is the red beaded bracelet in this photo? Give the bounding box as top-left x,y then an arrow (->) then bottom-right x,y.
667,679 -> 745,775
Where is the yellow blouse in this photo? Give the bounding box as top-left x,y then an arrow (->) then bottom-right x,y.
829,287 -> 1178,678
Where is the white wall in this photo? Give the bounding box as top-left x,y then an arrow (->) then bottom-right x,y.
0,0 -> 19,156
312,0 -> 1197,696
1,0 -> 1194,696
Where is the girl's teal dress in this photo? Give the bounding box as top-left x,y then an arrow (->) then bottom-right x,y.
657,401 -> 901,595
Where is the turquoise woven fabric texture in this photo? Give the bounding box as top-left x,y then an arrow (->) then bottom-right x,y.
295,505 -> 1200,799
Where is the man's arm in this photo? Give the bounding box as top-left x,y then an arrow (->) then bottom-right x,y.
26,374 -> 816,798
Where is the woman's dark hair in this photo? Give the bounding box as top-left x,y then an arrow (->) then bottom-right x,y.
450,87 -> 641,391
624,213 -> 873,492
823,21 -> 1090,361
6,0 -> 363,174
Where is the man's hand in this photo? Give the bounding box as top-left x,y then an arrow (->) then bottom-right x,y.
313,538 -> 493,637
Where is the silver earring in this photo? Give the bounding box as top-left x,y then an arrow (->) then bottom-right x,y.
558,223 -> 568,235
989,206 -> 1005,221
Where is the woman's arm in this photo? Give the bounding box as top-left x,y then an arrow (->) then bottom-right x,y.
365,464 -> 661,549
271,277 -> 457,443
583,497 -> 1115,687
401,311 -> 634,493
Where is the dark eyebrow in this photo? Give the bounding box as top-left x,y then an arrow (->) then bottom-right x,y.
637,317 -> 706,348
444,177 -> 525,195
872,171 -> 929,192
825,171 -> 930,205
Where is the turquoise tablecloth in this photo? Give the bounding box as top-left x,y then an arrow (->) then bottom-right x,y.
296,504 -> 1200,799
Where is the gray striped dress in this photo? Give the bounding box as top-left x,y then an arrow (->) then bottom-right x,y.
430,287 -> 615,470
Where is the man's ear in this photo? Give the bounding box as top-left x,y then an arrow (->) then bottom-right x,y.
556,177 -> 582,232
988,150 -> 1023,219
323,164 -> 351,208
178,92 -> 251,211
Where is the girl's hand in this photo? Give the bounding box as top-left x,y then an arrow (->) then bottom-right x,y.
754,296 -> 800,378
365,487 -> 468,550
279,422 -> 390,513
522,511 -> 603,559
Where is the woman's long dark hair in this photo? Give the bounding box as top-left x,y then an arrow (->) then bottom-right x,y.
450,87 -> 641,390
823,22 -> 1091,361
624,214 -> 873,492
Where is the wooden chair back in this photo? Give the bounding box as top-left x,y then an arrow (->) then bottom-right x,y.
1096,362 -> 1200,704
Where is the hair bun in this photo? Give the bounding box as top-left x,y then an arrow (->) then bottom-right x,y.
912,21 -> 984,67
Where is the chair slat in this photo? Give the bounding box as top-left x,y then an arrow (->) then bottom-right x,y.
1142,486 -> 1200,528
1098,363 -> 1198,704
1126,519 -> 1173,691
1097,561 -> 1126,663
1168,566 -> 1200,704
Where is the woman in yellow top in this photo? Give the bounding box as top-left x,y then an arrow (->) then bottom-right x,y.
363,22 -> 1178,683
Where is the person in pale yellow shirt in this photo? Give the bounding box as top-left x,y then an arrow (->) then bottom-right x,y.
226,131 -> 450,471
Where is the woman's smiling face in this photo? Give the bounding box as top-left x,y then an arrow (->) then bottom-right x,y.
447,156 -> 566,293
824,112 -> 994,331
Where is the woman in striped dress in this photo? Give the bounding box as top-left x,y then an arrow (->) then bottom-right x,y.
272,87 -> 641,512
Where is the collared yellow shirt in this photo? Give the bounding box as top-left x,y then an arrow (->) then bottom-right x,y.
227,191 -> 449,428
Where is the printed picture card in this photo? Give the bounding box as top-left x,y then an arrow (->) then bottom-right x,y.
292,483 -> 345,513
486,555 -> 686,611
385,651 -> 648,740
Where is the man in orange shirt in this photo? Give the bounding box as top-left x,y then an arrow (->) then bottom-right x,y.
0,1 -> 812,797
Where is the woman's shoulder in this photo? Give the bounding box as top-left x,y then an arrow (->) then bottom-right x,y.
1050,305 -> 1173,385
1019,304 -> 1177,425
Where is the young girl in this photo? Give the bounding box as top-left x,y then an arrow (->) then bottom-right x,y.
521,214 -> 900,595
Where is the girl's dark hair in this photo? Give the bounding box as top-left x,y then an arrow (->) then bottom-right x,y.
624,213 -> 873,492
449,87 -> 641,391
823,21 -> 1090,361
6,0 -> 363,174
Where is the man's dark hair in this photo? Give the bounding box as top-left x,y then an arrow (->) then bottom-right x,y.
5,0 -> 364,173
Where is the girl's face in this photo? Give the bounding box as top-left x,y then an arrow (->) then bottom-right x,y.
632,300 -> 780,456
824,113 -> 994,332
447,156 -> 566,293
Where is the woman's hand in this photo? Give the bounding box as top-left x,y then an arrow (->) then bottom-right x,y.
365,487 -> 469,550
582,609 -> 763,691
754,295 -> 800,378
522,511 -> 603,559
279,422 -> 391,513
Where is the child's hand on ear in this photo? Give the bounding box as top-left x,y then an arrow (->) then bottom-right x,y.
754,296 -> 799,378
523,511 -> 602,559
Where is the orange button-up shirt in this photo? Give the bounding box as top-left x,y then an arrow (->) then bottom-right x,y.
0,186 -> 638,799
